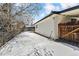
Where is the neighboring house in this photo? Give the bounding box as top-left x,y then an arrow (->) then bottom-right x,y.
34,5 -> 79,41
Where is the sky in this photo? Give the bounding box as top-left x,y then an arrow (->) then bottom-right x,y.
33,3 -> 79,23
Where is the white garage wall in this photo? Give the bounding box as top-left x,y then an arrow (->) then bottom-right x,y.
52,14 -> 66,39
35,14 -> 66,39
35,15 -> 54,37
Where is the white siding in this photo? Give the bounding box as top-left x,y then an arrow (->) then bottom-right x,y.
35,14 -> 66,39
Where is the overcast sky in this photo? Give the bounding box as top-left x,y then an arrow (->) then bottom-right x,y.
33,3 -> 79,23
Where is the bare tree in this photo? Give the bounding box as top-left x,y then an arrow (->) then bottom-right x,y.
0,3 -> 41,29
11,3 -> 41,27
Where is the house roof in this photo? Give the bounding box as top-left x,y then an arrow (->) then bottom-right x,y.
34,5 -> 79,24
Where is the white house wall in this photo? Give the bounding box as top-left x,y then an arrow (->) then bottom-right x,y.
35,15 -> 54,38
35,14 -> 66,39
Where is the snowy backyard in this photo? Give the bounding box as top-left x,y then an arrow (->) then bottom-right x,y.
0,31 -> 79,56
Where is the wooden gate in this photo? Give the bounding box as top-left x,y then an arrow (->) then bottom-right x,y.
58,20 -> 79,42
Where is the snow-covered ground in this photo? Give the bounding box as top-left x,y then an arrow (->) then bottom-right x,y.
0,31 -> 79,56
